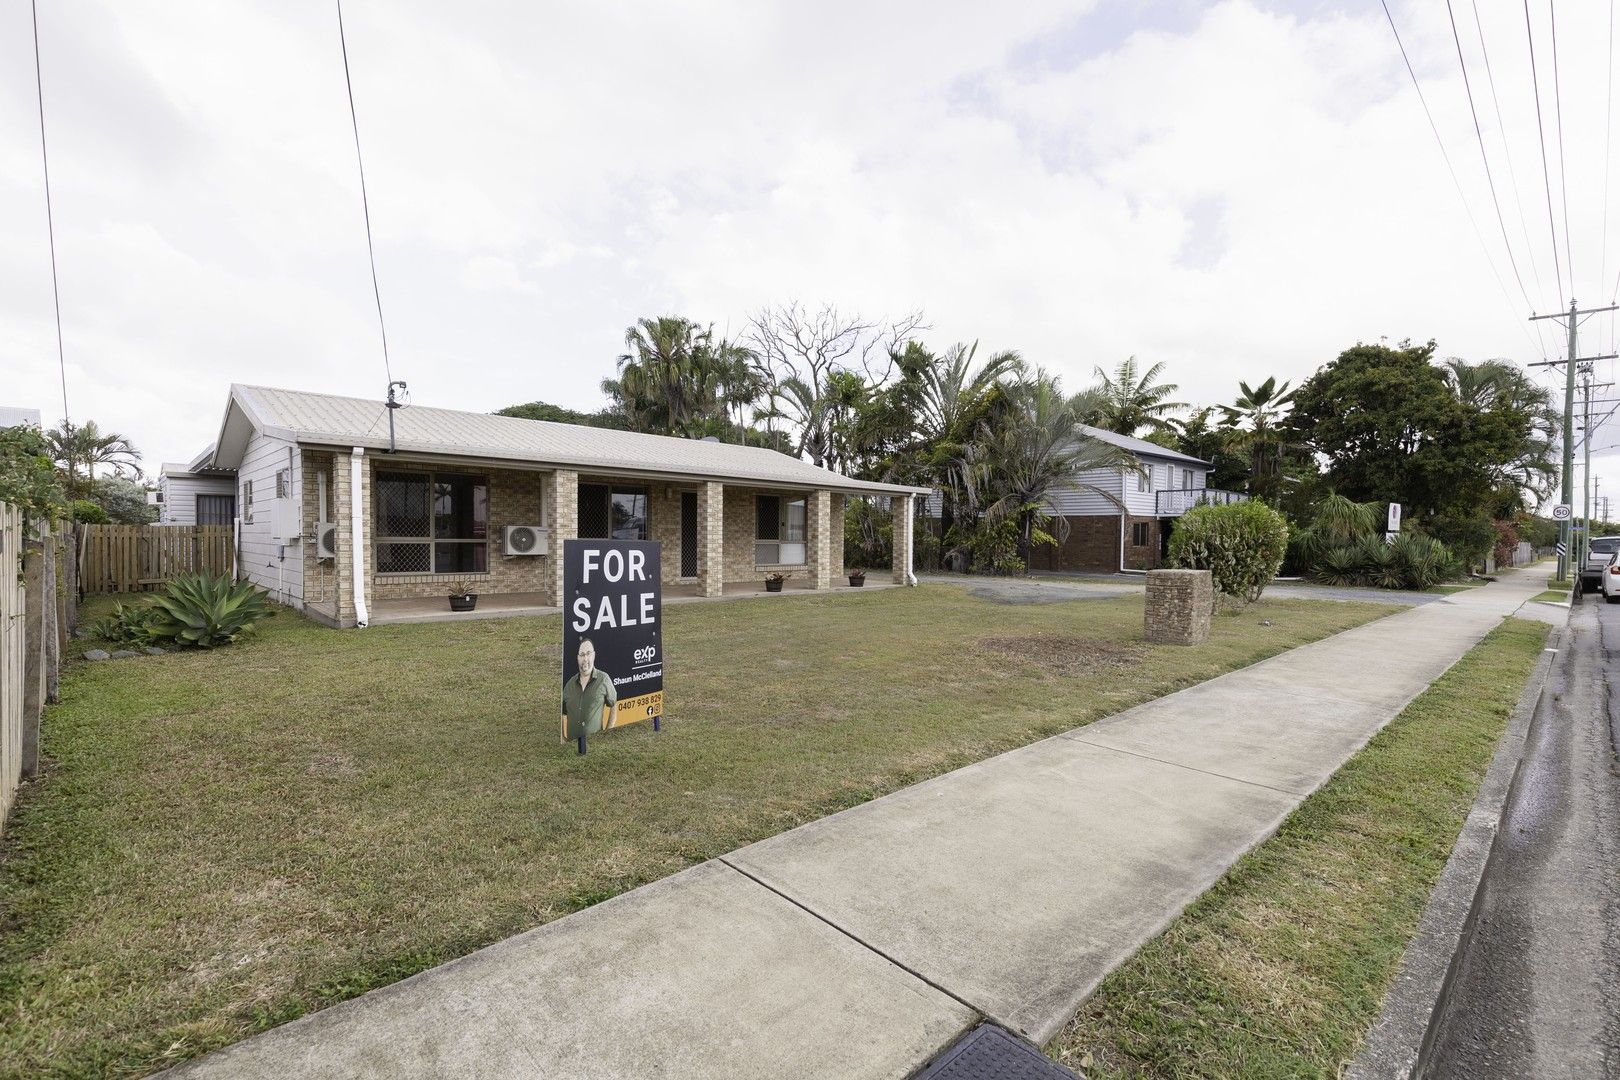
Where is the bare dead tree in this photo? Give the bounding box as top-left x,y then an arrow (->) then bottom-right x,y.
746,301 -> 927,468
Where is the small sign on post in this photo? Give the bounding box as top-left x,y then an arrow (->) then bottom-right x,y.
1552,504 -> 1573,521
560,539 -> 664,754
1385,502 -> 1402,545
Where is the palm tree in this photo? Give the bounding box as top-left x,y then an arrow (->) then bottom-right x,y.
911,342 -> 1022,539
1218,376 -> 1296,501
45,420 -> 141,500
1441,358 -> 1559,501
959,370 -> 1134,566
1089,357 -> 1186,437
603,317 -> 761,439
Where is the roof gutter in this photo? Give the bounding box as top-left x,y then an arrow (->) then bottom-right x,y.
350,447 -> 369,628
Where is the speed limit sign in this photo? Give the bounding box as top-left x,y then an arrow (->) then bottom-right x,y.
1552,504 -> 1572,521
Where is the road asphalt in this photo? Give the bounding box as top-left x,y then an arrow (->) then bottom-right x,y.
1423,593 -> 1620,1078
165,567 -> 1549,1080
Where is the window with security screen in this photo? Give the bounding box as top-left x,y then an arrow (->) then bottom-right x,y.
375,469 -> 487,574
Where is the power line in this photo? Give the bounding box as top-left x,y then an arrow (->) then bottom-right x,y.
1548,1 -> 1576,293
30,0 -> 69,430
1524,0 -> 1567,307
1381,1 -> 1549,361
1602,0 -> 1615,302
335,0 -> 392,385
1446,0 -> 1542,328
1471,0 -> 1556,358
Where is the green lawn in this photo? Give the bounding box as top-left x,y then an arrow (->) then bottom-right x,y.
1530,589 -> 1572,604
0,585 -> 1388,1078
1046,618 -> 1548,1079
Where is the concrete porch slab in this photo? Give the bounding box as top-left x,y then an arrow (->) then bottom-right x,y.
167,861 -> 974,1080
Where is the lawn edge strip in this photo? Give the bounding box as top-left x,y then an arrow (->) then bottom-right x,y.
1345,624 -> 1561,1079
1044,617 -> 1551,1079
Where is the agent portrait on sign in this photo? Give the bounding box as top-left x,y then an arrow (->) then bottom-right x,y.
562,637 -> 618,739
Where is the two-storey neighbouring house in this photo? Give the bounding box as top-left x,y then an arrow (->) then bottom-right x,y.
1030,425 -> 1245,573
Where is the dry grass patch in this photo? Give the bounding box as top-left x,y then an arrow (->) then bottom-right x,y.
0,583 -> 1388,1078
974,635 -> 1145,675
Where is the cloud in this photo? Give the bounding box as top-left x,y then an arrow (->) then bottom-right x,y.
0,0 -> 1615,492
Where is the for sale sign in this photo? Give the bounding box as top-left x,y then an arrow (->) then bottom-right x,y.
560,539 -> 663,746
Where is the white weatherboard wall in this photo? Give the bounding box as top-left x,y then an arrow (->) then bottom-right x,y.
1049,466 -> 1125,516
236,433 -> 303,606
159,473 -> 236,525
1121,461 -> 1208,517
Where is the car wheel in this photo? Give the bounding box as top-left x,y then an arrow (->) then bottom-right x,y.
1607,594 -> 1619,604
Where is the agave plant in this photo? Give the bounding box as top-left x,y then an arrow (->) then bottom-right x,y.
146,574 -> 273,648
89,601 -> 165,647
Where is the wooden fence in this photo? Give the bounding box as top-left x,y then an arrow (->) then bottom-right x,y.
1,503 -> 23,828
81,524 -> 234,593
1,508 -> 75,835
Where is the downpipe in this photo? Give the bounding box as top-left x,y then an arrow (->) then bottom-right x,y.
350,447 -> 369,628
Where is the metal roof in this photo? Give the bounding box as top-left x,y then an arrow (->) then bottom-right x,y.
213,385 -> 930,496
1076,424 -> 1211,466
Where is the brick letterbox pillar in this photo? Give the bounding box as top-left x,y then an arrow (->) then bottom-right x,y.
1144,568 -> 1214,646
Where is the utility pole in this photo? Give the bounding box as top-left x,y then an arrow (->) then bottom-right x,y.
1583,364 -> 1592,574
1530,299 -> 1619,581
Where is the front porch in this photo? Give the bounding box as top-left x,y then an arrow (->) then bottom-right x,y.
299,449 -> 921,628
368,576 -> 900,625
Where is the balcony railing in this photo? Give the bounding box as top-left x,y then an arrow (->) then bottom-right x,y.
1155,488 -> 1248,517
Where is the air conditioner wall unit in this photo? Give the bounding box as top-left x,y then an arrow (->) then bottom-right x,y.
316,522 -> 338,560
503,524 -> 548,556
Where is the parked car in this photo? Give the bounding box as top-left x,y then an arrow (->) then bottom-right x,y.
1582,536 -> 1620,592
1603,551 -> 1620,604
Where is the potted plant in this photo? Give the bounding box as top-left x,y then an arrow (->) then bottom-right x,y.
764,572 -> 786,593
448,579 -> 479,612
848,567 -> 866,587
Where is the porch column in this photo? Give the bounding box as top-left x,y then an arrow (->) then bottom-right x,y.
808,489 -> 832,590
545,469 -> 578,608
697,481 -> 724,598
891,493 -> 914,585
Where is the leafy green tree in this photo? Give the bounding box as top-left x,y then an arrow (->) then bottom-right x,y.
1288,341 -> 1535,519
1174,407 -> 1249,491
1087,357 -> 1186,437
44,419 -> 141,500
496,401 -> 629,429
0,424 -> 66,520
92,476 -> 158,524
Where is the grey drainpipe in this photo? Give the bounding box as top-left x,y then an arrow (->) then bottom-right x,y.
349,447 -> 369,628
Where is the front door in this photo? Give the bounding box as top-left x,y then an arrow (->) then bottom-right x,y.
680,491 -> 698,577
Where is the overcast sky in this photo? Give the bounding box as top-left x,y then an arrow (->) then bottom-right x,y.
3,0 -> 1619,501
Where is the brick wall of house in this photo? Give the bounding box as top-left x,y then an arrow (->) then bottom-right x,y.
300,450 -> 339,620
1031,513 -> 1171,573
1123,515 -> 1165,571
1033,514 -> 1121,573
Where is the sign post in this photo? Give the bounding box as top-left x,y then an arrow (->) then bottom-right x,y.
1385,502 -> 1402,545
560,539 -> 664,754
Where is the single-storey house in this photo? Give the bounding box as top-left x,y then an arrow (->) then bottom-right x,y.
155,445 -> 237,525
1031,426 -> 1245,573
207,385 -> 928,627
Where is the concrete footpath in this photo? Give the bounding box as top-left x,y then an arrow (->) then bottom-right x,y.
169,568 -> 1549,1080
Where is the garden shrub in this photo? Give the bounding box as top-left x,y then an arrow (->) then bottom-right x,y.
89,601 -> 165,646
70,500 -> 109,524
1167,500 -> 1289,602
